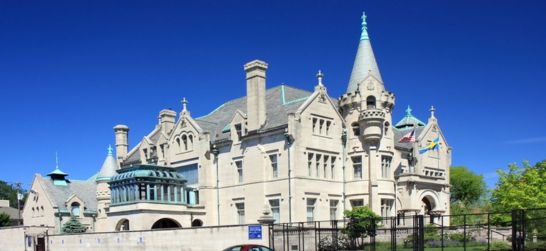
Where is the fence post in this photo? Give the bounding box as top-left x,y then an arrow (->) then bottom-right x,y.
413,215 -> 418,251
463,214 -> 467,251
487,213 -> 490,251
418,215 -> 424,251
391,216 -> 396,251
370,217 -> 376,251
441,215 -> 444,251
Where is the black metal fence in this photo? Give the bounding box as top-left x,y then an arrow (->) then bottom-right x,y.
268,209 -> 546,251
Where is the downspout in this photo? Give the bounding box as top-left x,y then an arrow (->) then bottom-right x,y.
341,129 -> 347,213
211,145 -> 220,226
56,208 -> 62,234
284,132 -> 294,223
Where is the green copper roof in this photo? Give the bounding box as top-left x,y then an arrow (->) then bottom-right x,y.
346,12 -> 383,93
360,12 -> 369,40
47,167 -> 68,176
395,106 -> 426,129
110,165 -> 186,183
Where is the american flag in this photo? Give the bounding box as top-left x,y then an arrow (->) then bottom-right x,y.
399,130 -> 416,143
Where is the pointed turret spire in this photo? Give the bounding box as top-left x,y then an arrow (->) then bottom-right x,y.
96,145 -> 120,182
346,12 -> 383,93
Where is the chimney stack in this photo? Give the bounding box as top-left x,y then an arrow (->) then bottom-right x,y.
113,125 -> 129,162
158,109 -> 177,134
244,60 -> 268,131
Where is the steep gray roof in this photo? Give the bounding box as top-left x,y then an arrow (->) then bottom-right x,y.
195,85 -> 312,142
393,126 -> 426,150
346,14 -> 383,93
41,176 -> 97,211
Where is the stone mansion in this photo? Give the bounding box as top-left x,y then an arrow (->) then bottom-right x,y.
23,13 -> 451,233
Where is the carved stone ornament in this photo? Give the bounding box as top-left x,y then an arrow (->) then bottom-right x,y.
367,80 -> 374,91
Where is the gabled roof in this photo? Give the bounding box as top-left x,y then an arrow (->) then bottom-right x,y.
40,175 -> 97,211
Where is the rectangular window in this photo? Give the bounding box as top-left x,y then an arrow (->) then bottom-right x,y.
319,119 -> 324,134
330,157 -> 336,179
306,198 -> 316,222
312,118 -> 318,134
350,199 -> 364,208
381,199 -> 393,219
269,154 -> 278,178
269,199 -> 280,223
352,156 -> 362,179
381,156 -> 392,178
308,153 -> 314,176
316,154 -> 321,177
330,200 -> 338,220
236,202 -> 245,224
236,160 -> 243,183
323,155 -> 329,179
326,121 -> 332,135
235,124 -> 242,140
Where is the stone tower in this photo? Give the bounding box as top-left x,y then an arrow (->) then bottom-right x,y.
339,12 -> 396,213
95,145 -> 119,232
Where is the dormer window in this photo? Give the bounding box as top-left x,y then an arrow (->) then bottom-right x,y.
366,96 -> 376,109
71,202 -> 81,217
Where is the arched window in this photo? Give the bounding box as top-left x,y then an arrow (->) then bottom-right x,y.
384,121 -> 390,135
116,219 -> 130,231
188,135 -> 194,150
182,135 -> 188,151
151,218 -> 181,229
191,219 -> 203,227
71,202 -> 81,217
176,138 -> 181,152
366,96 -> 376,109
351,122 -> 360,136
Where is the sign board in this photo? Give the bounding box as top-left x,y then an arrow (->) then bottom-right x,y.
248,225 -> 262,239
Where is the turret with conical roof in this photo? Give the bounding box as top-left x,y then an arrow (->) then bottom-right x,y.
339,12 -> 396,214
95,146 -> 119,231
96,145 -> 119,182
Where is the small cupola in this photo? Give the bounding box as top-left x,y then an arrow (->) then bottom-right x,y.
47,166 -> 69,186
395,106 -> 426,130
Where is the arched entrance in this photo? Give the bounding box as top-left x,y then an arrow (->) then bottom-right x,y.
115,219 -> 130,231
151,218 -> 181,229
191,219 -> 203,227
421,196 -> 436,223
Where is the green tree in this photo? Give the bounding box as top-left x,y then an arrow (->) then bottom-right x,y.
343,206 -> 382,240
450,166 -> 487,207
491,160 -> 546,210
61,216 -> 87,233
0,212 -> 10,227
0,180 -> 26,209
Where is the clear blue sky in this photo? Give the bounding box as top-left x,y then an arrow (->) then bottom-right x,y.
1,0 -> 545,189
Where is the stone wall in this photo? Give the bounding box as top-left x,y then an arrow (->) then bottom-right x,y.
0,226 -> 26,251
0,224 -> 268,251
51,224 -> 266,251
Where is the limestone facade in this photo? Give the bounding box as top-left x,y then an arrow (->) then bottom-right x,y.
22,13 -> 451,233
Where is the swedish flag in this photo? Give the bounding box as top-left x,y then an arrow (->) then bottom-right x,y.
419,137 -> 440,154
